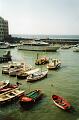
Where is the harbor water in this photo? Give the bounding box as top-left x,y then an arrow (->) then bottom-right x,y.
0,48 -> 79,120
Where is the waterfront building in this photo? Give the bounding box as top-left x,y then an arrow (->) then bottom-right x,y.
0,17 -> 9,41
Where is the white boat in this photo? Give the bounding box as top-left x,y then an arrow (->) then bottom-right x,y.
61,45 -> 71,49
27,70 -> 48,82
2,62 -> 24,74
0,42 -> 10,49
0,80 -> 9,89
18,41 -> 60,52
0,88 -> 24,105
73,47 -> 79,52
47,59 -> 61,70
9,63 -> 25,76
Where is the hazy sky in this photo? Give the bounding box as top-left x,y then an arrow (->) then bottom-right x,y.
0,0 -> 79,35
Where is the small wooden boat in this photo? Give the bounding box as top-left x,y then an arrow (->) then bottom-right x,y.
2,62 -> 19,74
17,68 -> 39,79
19,90 -> 43,109
47,59 -> 61,70
17,72 -> 28,79
27,70 -> 48,82
0,83 -> 18,94
0,88 -> 24,105
0,80 -> 9,89
52,95 -> 71,111
9,63 -> 25,76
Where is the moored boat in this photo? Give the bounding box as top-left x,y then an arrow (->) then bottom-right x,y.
0,42 -> 10,49
9,63 -> 25,76
61,45 -> 71,49
18,41 -> 60,52
17,72 -> 28,79
73,47 -> 79,52
47,59 -> 61,70
35,56 -> 49,65
0,51 -> 11,63
0,83 -> 18,94
27,70 -> 48,82
52,95 -> 71,111
0,80 -> 9,89
19,90 -> 43,109
0,88 -> 24,105
17,68 -> 39,79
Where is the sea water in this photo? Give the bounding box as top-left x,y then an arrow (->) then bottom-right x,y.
0,47 -> 79,120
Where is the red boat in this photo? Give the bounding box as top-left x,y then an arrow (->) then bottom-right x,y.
0,83 -> 18,94
52,95 -> 71,111
19,90 -> 43,109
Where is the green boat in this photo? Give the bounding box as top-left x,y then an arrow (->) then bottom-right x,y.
19,90 -> 43,109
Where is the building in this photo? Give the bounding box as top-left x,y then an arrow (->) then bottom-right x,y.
0,17 -> 9,41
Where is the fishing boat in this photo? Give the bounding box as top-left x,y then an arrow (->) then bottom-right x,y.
0,51 -> 11,63
27,70 -> 48,82
0,80 -> 9,89
18,40 -> 60,52
73,47 -> 79,52
52,95 -> 71,111
17,72 -> 28,79
47,59 -> 61,70
61,45 -> 71,49
0,42 -> 10,49
35,56 -> 49,65
2,62 -> 24,74
19,90 -> 43,109
9,63 -> 25,76
17,67 -> 39,79
16,65 -> 33,79
0,88 -> 24,105
0,83 -> 18,94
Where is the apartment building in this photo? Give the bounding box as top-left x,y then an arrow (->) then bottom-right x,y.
0,17 -> 9,41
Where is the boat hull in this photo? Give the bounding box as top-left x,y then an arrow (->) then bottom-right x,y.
18,45 -> 59,52
52,95 -> 71,111
19,90 -> 43,109
0,89 -> 24,105
27,71 -> 48,82
47,63 -> 61,70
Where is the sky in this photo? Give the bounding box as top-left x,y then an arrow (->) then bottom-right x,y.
0,0 -> 79,35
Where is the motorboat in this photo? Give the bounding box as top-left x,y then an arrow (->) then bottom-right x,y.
35,56 -> 49,65
47,59 -> 61,70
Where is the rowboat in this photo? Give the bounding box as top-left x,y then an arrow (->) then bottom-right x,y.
47,59 -> 61,70
0,83 -> 18,94
27,70 -> 48,82
0,80 -> 9,89
0,88 -> 24,105
9,63 -> 25,76
19,90 -> 43,109
52,95 -> 71,111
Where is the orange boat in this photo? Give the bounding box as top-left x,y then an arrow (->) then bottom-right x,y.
52,95 -> 71,111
